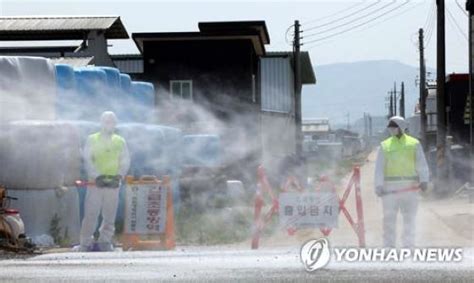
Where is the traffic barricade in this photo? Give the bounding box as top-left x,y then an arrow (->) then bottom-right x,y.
251,166 -> 365,249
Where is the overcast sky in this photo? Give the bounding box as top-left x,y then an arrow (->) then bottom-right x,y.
0,0 -> 469,73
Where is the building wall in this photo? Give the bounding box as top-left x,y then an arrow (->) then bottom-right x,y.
261,111 -> 296,179
139,39 -> 262,183
260,56 -> 294,113
260,56 -> 297,181
142,40 -> 259,113
446,77 -> 470,145
113,58 -> 144,74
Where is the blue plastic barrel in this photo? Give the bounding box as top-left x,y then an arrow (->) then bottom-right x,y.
119,73 -> 131,93
183,134 -> 221,167
117,74 -> 132,122
97,67 -> 121,115
74,68 -> 107,121
55,64 -> 77,120
131,81 -> 155,123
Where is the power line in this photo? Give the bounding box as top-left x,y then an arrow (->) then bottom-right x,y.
303,0 -> 382,33
455,0 -> 469,17
301,0 -> 369,26
423,0 -> 435,32
303,0 -> 410,47
302,0 -> 396,40
425,1 -> 437,48
316,1 -> 425,50
446,5 -> 468,41
285,24 -> 295,45
306,0 -> 422,50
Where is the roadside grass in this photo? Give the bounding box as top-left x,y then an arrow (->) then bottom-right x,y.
176,205 -> 254,245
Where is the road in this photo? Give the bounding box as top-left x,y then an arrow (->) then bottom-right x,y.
0,247 -> 472,282
0,150 -> 472,282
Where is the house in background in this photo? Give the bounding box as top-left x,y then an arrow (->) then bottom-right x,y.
302,117 -> 331,141
122,21 -> 316,182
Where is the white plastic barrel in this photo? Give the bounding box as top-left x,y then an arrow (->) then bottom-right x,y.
0,120 -> 82,189
0,56 -> 56,122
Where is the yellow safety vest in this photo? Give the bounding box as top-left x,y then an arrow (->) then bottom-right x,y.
89,132 -> 125,176
381,134 -> 419,180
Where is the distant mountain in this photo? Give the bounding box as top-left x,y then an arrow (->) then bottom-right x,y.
302,60 -> 434,128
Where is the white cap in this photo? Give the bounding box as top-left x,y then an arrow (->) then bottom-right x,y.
388,116 -> 408,131
100,111 -> 118,125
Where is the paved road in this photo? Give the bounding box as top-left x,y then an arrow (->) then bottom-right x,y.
0,247 -> 472,282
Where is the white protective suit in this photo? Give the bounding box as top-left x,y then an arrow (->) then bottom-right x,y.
374,116 -> 429,248
79,112 -> 130,251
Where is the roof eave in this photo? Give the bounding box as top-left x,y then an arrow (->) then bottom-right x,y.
132,32 -> 266,56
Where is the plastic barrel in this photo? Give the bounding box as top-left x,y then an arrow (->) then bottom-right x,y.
98,67 -> 121,116
131,81 -> 155,123
118,73 -> 132,122
74,68 -> 107,121
0,120 -> 82,189
8,187 -> 81,246
182,134 -> 221,167
0,56 -> 56,122
55,64 -> 78,120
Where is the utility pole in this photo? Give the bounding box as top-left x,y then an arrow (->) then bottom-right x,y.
389,91 -> 394,118
400,81 -> 405,118
293,20 -> 303,159
363,113 -> 368,137
392,83 -> 397,117
466,0 -> 474,183
368,114 -> 373,137
346,112 -> 351,130
419,28 -> 428,150
436,0 -> 448,192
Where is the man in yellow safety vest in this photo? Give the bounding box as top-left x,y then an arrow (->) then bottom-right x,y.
374,116 -> 429,248
77,111 -> 130,252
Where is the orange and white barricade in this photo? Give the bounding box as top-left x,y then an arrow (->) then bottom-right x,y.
251,166 -> 365,249
122,175 -> 175,250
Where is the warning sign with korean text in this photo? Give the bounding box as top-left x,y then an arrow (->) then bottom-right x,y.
125,183 -> 167,234
279,192 -> 339,229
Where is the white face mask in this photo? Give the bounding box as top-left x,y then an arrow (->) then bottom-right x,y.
388,127 -> 399,136
101,120 -> 116,135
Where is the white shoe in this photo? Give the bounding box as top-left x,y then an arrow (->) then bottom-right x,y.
72,244 -> 90,252
97,242 -> 114,252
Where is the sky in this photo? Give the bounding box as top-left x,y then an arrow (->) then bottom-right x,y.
0,0 -> 470,73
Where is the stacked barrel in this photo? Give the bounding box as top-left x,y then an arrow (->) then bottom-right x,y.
0,56 -> 221,246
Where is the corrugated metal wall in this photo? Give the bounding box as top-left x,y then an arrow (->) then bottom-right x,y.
260,57 -> 294,113
113,59 -> 144,74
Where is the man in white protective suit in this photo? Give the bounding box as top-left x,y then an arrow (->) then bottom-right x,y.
374,116 -> 429,248
77,111 -> 130,252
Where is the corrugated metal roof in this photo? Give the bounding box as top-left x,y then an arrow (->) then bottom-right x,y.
0,16 -> 128,40
50,56 -> 94,67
